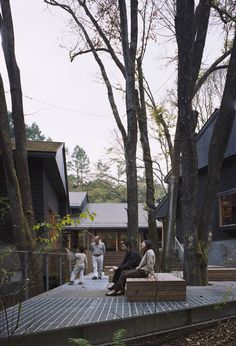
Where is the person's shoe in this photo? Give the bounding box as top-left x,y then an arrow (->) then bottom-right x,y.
108,285 -> 115,291
116,290 -> 125,296
92,276 -> 97,280
78,282 -> 83,285
105,291 -> 117,296
68,281 -> 74,285
98,276 -> 102,279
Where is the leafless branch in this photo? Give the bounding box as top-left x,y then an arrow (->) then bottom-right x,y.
194,48 -> 232,95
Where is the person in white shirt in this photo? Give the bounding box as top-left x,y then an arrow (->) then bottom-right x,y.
90,236 -> 106,279
106,239 -> 156,296
68,245 -> 88,285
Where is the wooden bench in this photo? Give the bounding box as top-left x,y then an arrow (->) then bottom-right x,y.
208,267 -> 236,281
126,273 -> 186,302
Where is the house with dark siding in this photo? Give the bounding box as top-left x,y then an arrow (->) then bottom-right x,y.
156,110 -> 236,266
64,191 -> 163,253
0,140 -> 69,245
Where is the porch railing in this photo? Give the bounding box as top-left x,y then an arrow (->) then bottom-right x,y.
174,237 -> 184,263
1,250 -> 72,301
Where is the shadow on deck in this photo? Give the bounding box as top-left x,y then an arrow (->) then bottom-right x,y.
1,273 -> 236,345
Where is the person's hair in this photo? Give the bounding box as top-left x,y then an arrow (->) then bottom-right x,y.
123,240 -> 132,249
78,245 -> 85,253
143,239 -> 152,251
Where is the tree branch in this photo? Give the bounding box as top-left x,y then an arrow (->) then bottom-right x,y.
70,48 -> 110,62
78,0 -> 125,77
211,2 -> 236,24
194,48 -> 232,95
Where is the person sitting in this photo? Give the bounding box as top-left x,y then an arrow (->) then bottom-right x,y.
108,240 -> 141,291
68,245 -> 88,285
105,239 -> 155,296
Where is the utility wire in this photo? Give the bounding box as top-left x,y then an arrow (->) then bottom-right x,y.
24,94 -> 111,118
5,90 -> 111,118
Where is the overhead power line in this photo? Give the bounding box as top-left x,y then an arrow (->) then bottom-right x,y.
23,94 -> 111,118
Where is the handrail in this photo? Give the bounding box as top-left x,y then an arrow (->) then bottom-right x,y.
174,237 -> 184,262
14,250 -> 67,256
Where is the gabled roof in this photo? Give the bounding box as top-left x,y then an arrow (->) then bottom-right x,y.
12,140 -> 68,198
67,203 -> 162,229
12,140 -> 63,153
155,109 -> 236,218
197,109 -> 236,169
69,192 -> 88,208
155,195 -> 168,220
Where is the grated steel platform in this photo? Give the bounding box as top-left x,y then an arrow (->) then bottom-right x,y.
1,274 -> 236,345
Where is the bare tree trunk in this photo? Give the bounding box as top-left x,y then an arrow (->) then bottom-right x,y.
137,58 -> 159,265
0,0 -> 35,231
198,29 -> 236,284
0,74 -> 34,251
175,0 -> 211,285
119,0 -> 139,249
162,124 -> 181,272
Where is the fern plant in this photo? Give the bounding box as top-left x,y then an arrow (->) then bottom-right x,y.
112,329 -> 127,346
68,338 -> 91,346
68,329 -> 127,346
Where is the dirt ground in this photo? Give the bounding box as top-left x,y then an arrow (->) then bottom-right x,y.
129,317 -> 236,345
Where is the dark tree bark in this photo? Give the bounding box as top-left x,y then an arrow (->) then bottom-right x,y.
0,0 -> 35,231
0,74 -> 34,251
162,123 -> 181,272
117,0 -> 139,248
137,57 -> 159,264
45,0 -> 140,249
175,0 -> 211,285
198,29 -> 236,284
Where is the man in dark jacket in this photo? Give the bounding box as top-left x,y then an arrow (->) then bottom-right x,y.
108,240 -> 141,290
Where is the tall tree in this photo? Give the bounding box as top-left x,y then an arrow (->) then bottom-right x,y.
0,0 -> 35,249
8,112 -> 52,141
175,0 -> 236,284
0,0 -> 35,233
45,0 -> 157,248
197,29 -> 236,284
67,145 -> 90,189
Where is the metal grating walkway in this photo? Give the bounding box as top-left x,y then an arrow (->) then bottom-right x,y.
1,275 -> 236,338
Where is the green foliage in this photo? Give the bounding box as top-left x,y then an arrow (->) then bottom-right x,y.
26,122 -> 52,141
68,338 -> 91,345
33,211 -> 96,249
67,145 -> 90,189
213,287 -> 233,312
0,196 -> 9,220
68,329 -> 127,346
8,112 -> 51,141
112,329 -> 127,346
86,179 -> 127,203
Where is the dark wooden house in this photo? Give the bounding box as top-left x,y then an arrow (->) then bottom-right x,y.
0,140 -> 69,245
156,110 -> 236,266
64,191 -> 163,250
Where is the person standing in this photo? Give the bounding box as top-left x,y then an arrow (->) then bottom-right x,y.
105,239 -> 155,296
90,235 -> 106,279
68,245 -> 87,285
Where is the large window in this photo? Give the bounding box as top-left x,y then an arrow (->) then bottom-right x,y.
219,192 -> 236,227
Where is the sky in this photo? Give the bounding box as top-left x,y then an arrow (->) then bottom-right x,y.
0,1 -> 223,170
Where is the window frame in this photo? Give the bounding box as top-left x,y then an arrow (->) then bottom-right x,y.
218,188 -> 236,228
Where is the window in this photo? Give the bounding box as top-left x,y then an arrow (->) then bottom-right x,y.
219,192 -> 236,227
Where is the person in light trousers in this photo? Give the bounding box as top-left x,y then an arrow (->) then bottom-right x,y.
68,245 -> 87,285
90,236 -> 106,279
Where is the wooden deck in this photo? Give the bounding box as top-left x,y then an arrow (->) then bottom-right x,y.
1,273 -> 236,345
208,267 -> 236,281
